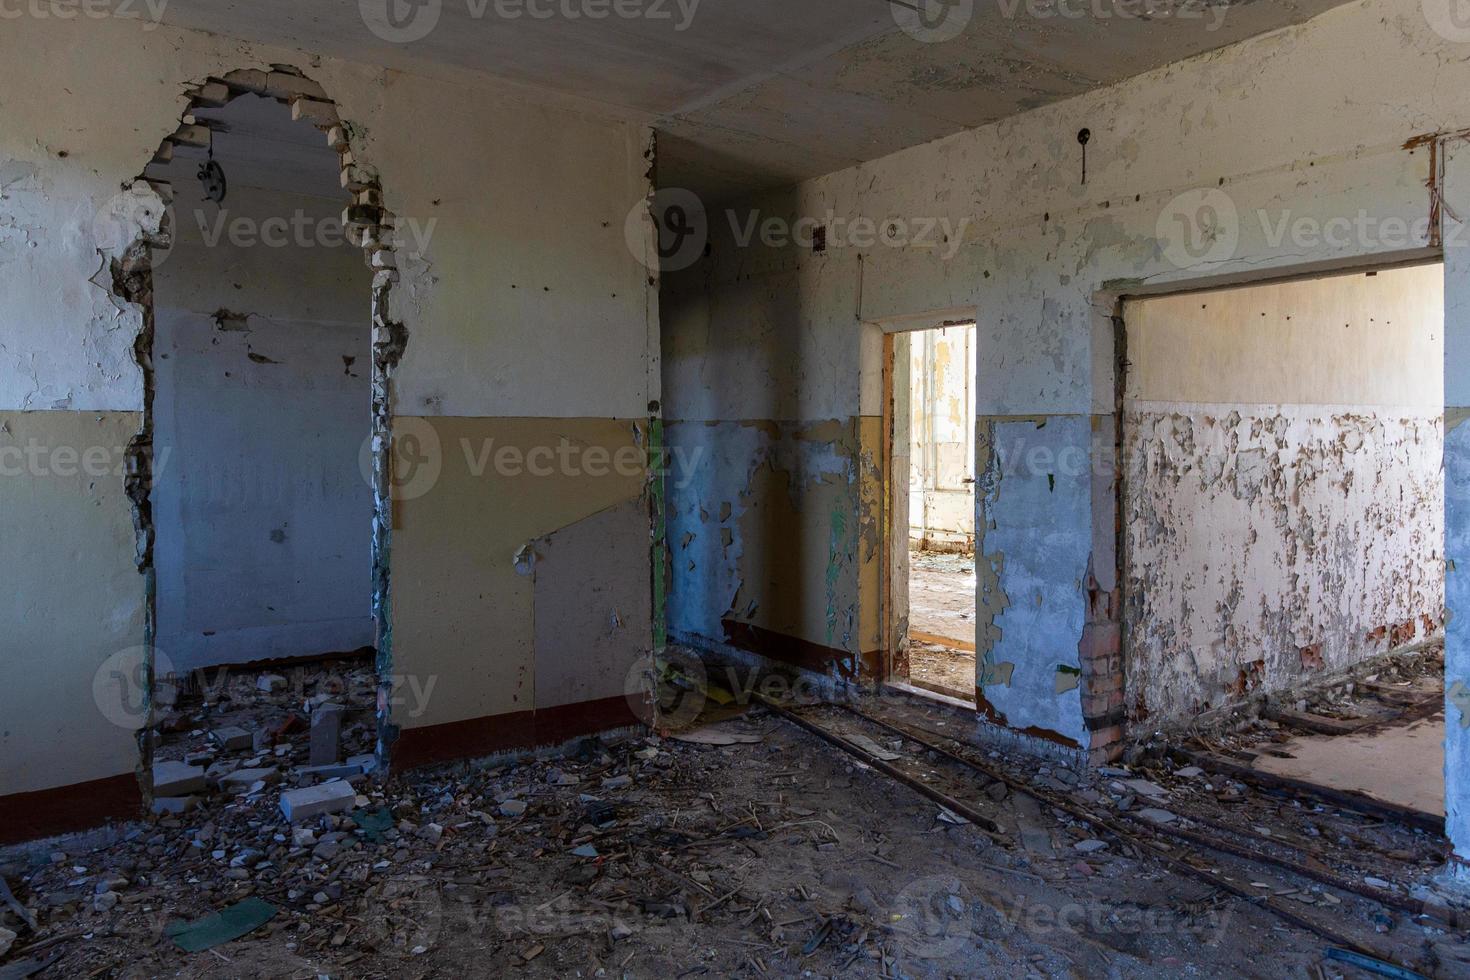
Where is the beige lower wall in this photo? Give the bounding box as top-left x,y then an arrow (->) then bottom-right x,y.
0,411 -> 144,794
389,416 -> 651,732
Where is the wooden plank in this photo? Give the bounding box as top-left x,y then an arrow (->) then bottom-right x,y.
910,630 -> 977,653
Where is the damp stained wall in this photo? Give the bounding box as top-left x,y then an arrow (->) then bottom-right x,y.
661,0 -> 1469,750
1122,266 -> 1444,726
152,175 -> 374,671
909,325 -> 976,551
0,13 -> 657,802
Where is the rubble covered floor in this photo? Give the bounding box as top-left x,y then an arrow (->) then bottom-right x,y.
2,663 -> 1468,977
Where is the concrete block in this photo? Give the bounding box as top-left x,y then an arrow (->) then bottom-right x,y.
310,703 -> 344,766
280,780 -> 357,822
153,761 -> 206,797
212,726 -> 252,750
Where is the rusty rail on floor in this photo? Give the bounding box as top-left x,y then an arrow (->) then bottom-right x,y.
846,703 -> 1460,926
820,701 -> 1441,977
1178,749 -> 1445,836
755,697 -> 1004,839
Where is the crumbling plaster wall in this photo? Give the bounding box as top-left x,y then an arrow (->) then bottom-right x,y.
1123,267 -> 1444,726
0,13 -> 657,802
662,0 -> 1467,753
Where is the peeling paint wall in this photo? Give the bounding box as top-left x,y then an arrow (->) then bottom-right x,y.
1,14 -> 657,803
1123,267 -> 1444,725
662,0 -> 1470,753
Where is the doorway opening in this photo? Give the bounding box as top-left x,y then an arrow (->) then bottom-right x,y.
1119,261 -> 1445,821
886,321 -> 978,703
97,67 -> 407,805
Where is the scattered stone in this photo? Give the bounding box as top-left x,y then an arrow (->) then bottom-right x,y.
1121,779 -> 1167,800
1175,766 -> 1204,779
1074,839 -> 1109,854
601,775 -> 633,790
499,799 -> 528,818
280,780 -> 357,822
93,891 -> 119,912
1136,808 -> 1178,825
0,926 -> 14,957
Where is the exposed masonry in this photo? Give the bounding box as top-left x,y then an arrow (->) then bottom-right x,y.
106,66 -> 407,798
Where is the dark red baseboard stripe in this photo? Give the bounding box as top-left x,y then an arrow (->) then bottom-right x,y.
0,772 -> 141,847
720,619 -> 881,681
392,695 -> 642,772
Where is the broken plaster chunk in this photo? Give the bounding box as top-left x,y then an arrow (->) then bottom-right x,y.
280,780 -> 357,822
258,674 -> 287,693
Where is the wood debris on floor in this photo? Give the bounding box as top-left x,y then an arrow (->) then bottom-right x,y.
1,669 -> 1468,978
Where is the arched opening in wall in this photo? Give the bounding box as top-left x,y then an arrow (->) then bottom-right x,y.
1115,259 -> 1445,824
105,68 -> 405,808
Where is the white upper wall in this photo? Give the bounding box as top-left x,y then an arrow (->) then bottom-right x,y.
1128,264 -> 1444,409
666,0 -> 1462,422
0,13 -> 656,417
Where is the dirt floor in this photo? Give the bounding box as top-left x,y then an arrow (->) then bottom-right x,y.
4,653 -> 1469,978
907,552 -> 976,701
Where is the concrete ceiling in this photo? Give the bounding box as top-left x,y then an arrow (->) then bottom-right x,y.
154,0 -> 1358,202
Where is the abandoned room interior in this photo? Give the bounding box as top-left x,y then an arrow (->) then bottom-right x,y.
9,0 -> 1470,976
